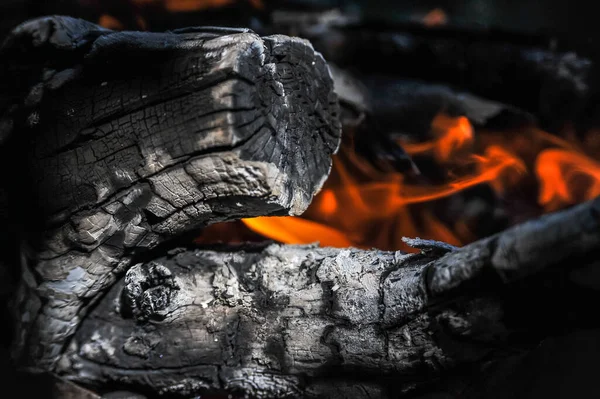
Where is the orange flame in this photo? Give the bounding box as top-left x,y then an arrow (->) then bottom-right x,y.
242,114 -> 529,251
239,113 -> 600,251
243,216 -> 352,248
476,125 -> 600,210
536,149 -> 600,211
403,114 -> 474,162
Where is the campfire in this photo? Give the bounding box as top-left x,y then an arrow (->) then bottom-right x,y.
1,1 -> 599,399
88,1 -> 600,252
238,116 -> 600,250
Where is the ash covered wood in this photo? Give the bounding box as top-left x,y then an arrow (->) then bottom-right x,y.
0,16 -> 341,371
56,197 -> 600,398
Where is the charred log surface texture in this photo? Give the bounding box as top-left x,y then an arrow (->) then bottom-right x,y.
0,16 -> 341,371
59,197 -> 600,398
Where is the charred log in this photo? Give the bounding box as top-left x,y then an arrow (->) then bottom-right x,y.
55,196 -> 600,398
358,76 -> 534,135
328,67 -> 534,173
2,12 -> 599,399
0,16 -> 341,371
272,15 -> 595,135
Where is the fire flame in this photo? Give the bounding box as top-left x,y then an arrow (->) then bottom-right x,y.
91,1 -> 600,250
403,114 -> 474,161
536,149 -> 600,211
239,114 -> 600,251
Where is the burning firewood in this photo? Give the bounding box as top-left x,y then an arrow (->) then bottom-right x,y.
57,197 -> 600,398
327,67 -> 534,174
0,15 -> 341,371
1,12 -> 599,399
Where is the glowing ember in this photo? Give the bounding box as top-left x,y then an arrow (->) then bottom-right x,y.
422,8 -> 448,27
243,217 -> 352,248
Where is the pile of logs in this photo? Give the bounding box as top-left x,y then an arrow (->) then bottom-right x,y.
0,14 -> 599,399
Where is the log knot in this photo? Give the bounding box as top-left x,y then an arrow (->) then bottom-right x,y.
121,261 -> 180,321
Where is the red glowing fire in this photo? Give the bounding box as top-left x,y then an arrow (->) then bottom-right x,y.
240,115 -> 600,251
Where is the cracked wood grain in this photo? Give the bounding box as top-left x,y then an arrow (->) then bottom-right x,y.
0,16 -> 341,371
58,197 -> 600,398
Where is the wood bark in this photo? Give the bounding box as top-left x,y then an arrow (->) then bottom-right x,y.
0,16 -> 341,371
54,196 -> 600,398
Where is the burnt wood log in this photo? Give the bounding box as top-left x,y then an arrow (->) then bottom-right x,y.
270,13 -> 595,135
0,16 -> 341,371
3,15 -> 600,399
358,75 -> 534,134
328,66 -> 534,173
55,196 -> 600,398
